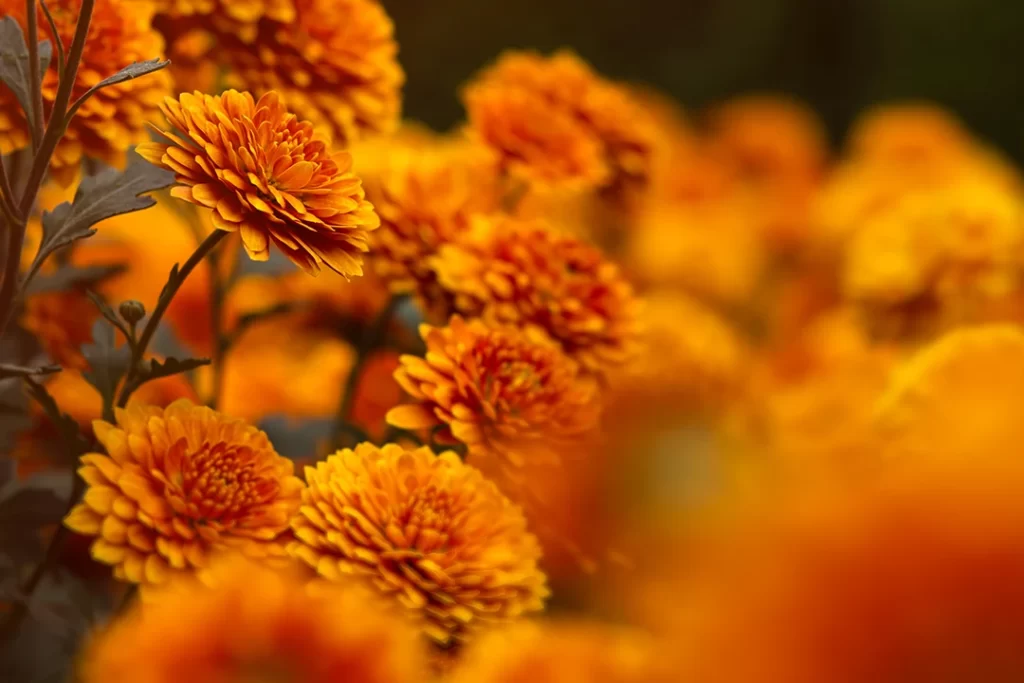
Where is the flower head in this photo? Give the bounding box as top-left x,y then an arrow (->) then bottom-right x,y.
64,400 -> 303,584
20,289 -> 97,370
451,622 -> 659,683
215,0 -> 403,145
80,558 -> 424,683
463,50 -> 659,196
138,90 -> 380,276
289,443 -> 548,645
357,137 -> 499,315
1,0 -> 172,184
387,316 -> 600,471
432,216 -> 641,377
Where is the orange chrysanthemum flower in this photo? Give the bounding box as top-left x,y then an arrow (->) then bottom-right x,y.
432,216 -> 641,377
154,0 -> 293,38
0,0 -> 172,184
463,50 -> 659,196
137,90 -> 380,276
64,400 -> 303,584
80,558 -> 424,683
215,0 -> 403,145
451,622 -> 660,683
289,443 -> 549,645
387,316 -> 600,470
20,289 -> 97,370
357,138 -> 499,316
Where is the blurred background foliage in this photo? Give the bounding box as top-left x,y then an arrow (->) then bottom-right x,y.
387,0 -> 1024,160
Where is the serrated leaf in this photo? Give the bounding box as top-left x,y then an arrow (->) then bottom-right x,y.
138,356 -> 210,384
84,290 -> 131,342
80,320 -> 130,409
93,58 -> 169,90
24,263 -> 126,295
22,377 -> 89,466
28,162 -> 175,284
0,363 -> 60,380
0,17 -> 52,121
0,377 -> 32,452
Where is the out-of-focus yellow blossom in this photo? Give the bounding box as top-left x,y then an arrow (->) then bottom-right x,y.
875,325 -> 1024,463
843,182 -> 1024,339
662,457 -> 1024,683
608,291 -> 748,418
219,314 -> 356,423
730,310 -> 896,475
209,0 -> 404,145
80,558 -> 424,683
290,443 -> 549,646
64,400 -> 303,585
355,135 -> 500,317
463,50 -> 661,199
450,622 -> 661,683
0,0 -> 172,184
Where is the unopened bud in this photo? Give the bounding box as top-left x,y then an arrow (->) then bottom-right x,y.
119,300 -> 146,325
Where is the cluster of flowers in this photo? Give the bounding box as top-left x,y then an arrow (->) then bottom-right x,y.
4,0 -> 1024,681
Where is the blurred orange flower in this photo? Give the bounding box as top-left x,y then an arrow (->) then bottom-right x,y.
451,622 -> 660,683
20,289 -> 97,370
290,443 -> 548,645
0,0 -> 172,184
666,460 -> 1024,683
463,50 -> 660,197
433,216 -> 641,377
138,90 -> 379,276
64,400 -> 303,584
80,558 -> 424,683
387,316 -> 600,471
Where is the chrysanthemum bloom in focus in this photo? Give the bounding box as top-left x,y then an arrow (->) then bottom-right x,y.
80,558 -> 423,683
432,216 -> 641,377
450,622 -> 660,683
463,50 -> 660,198
876,325 -> 1024,463
0,0 -> 172,184
842,183 -> 1024,340
289,443 -> 548,645
387,316 -> 600,471
666,460 -> 1024,683
358,139 -> 499,318
64,400 -> 303,584
213,0 -> 403,145
138,90 -> 380,275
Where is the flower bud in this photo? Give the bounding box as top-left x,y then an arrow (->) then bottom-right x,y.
119,300 -> 146,325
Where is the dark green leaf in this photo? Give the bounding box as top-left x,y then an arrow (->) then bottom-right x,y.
0,18 -> 52,121
27,162 -> 175,285
24,263 -> 126,295
23,377 -> 89,466
80,320 -> 130,409
85,290 -> 132,342
0,377 -> 32,452
0,487 -> 65,528
137,356 -> 210,384
93,58 -> 169,90
0,363 -> 60,380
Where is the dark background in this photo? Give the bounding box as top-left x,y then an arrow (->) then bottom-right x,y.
385,0 -> 1024,160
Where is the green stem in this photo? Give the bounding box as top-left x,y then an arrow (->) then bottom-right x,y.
25,0 -> 43,149
117,229 -> 228,409
329,296 -> 404,450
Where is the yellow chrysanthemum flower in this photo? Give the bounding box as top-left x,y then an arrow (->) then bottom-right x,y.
842,183 -> 1024,339
355,136 -> 499,315
137,90 -> 380,276
463,50 -> 660,197
80,558 -> 424,683
0,0 -> 172,184
875,325 -> 1024,463
432,216 -> 641,377
64,400 -> 303,584
450,622 -> 660,683
289,443 -> 549,645
387,316 -> 600,471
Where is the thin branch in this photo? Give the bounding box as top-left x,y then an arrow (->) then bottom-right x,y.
39,0 -> 65,76
25,0 -> 44,149
0,154 -> 19,222
117,229 -> 228,408
65,59 -> 170,122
